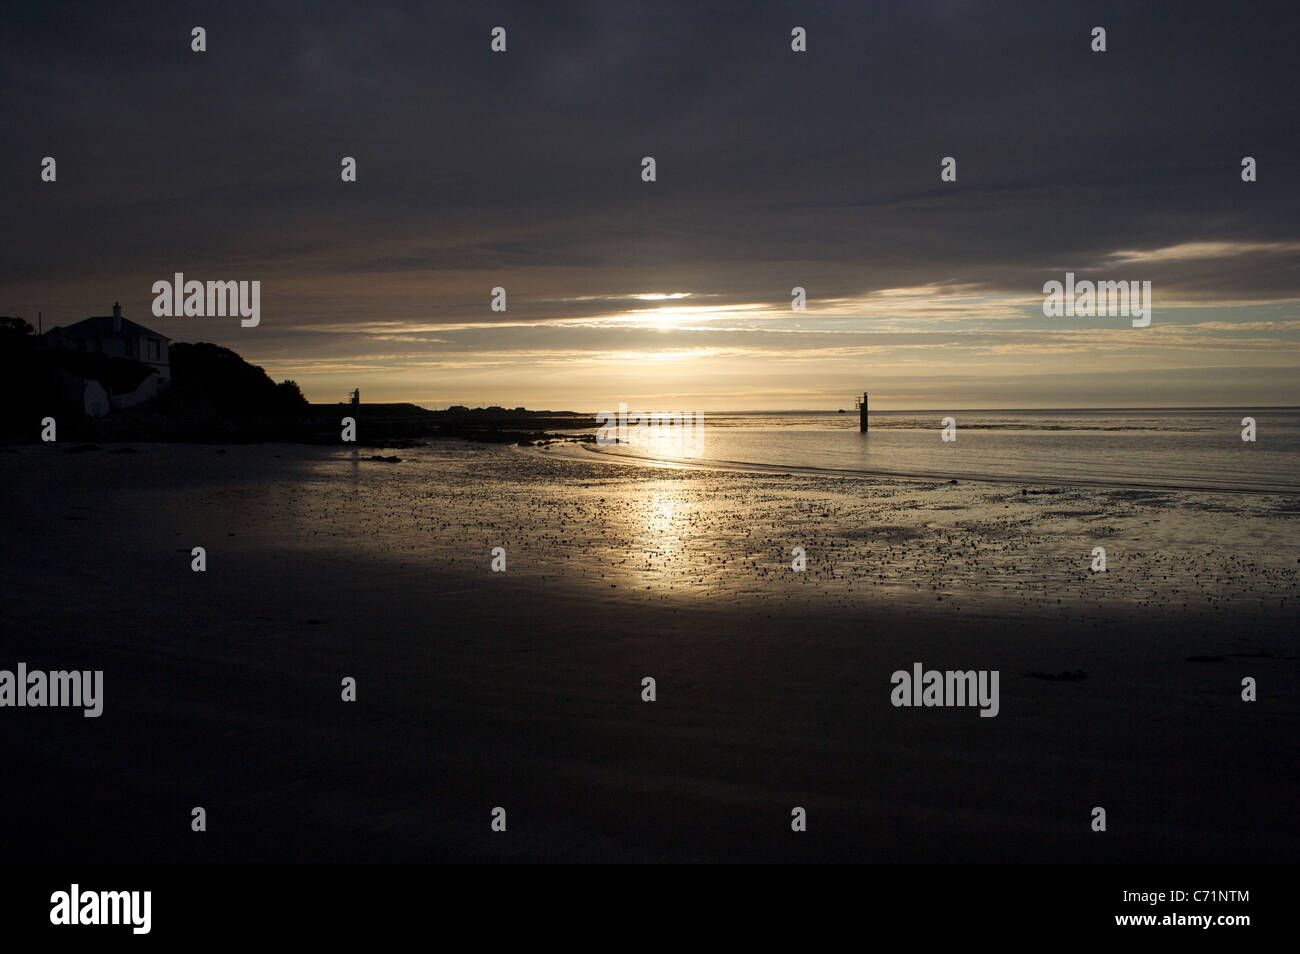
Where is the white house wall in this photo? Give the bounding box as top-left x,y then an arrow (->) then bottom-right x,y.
83,380 -> 110,418
110,375 -> 164,410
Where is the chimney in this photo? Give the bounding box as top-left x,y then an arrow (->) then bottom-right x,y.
112,302 -> 122,332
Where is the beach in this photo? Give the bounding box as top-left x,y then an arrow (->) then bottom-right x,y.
1,439 -> 1297,862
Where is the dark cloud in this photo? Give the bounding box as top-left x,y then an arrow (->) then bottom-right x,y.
2,1 -> 1297,405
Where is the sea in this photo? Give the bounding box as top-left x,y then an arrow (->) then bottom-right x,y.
584,408 -> 1300,494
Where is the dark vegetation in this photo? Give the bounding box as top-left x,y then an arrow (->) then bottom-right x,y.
1,318 -> 591,445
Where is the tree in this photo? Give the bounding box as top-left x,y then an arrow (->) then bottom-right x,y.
274,379 -> 309,413
0,316 -> 35,339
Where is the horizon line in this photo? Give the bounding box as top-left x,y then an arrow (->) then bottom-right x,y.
395,403 -> 1300,414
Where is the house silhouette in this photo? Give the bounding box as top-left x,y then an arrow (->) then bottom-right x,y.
44,302 -> 171,384
42,303 -> 172,416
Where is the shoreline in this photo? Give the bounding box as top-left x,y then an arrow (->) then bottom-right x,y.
535,441 -> 1300,495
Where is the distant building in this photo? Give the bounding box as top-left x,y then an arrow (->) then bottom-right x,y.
42,303 -> 171,416
44,303 -> 171,384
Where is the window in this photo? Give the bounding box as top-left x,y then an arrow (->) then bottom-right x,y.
146,339 -> 160,360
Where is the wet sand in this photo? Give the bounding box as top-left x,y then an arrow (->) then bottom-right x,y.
1,441 -> 1296,862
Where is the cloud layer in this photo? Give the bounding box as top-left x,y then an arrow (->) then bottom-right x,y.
4,0 -> 1298,408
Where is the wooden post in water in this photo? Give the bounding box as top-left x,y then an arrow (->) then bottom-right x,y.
856,392 -> 868,431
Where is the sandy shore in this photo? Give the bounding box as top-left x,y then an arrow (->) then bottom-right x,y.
1,441 -> 1296,862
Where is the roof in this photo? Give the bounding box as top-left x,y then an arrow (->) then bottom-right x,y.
47,314 -> 170,341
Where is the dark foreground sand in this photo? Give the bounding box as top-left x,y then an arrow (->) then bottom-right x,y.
1,441 -> 1296,862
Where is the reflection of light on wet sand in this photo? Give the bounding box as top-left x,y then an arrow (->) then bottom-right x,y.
624,481 -> 694,587
260,441 -> 1300,613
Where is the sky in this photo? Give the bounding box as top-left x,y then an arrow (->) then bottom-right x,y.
3,0 -> 1299,411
